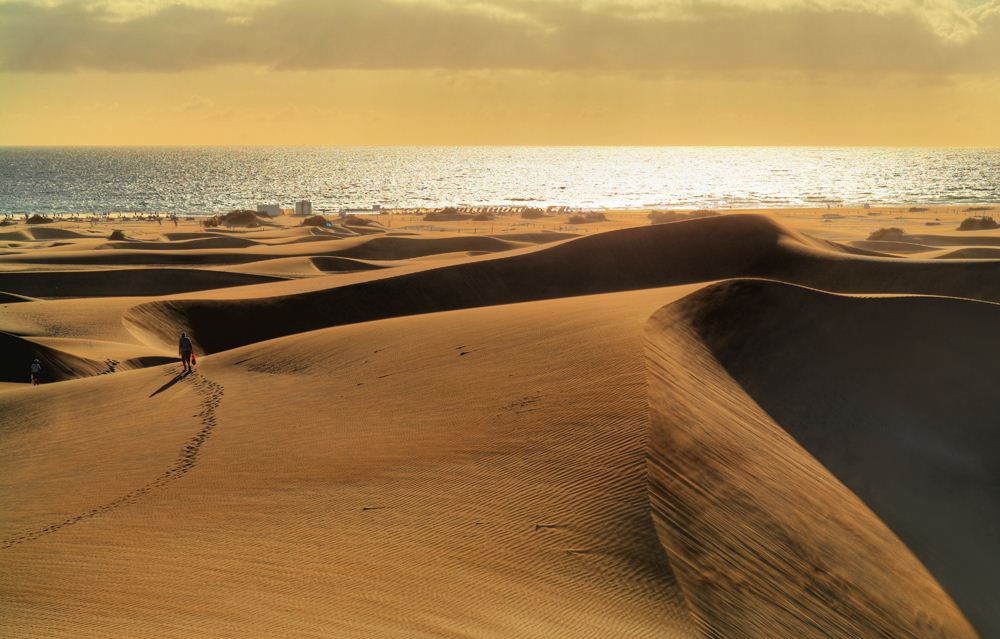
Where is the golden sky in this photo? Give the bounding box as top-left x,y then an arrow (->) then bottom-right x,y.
2,0 -> 999,146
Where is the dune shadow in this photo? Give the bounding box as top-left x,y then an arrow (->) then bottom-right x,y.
685,280 -> 1000,637
646,279 -> 995,638
149,371 -> 189,397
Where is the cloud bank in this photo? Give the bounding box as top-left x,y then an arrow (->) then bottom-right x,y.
1,0 -> 999,74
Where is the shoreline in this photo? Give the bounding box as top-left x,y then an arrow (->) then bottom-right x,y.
4,206 -> 998,248
3,202 -> 998,219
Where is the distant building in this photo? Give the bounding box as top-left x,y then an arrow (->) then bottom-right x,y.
257,204 -> 282,217
294,200 -> 313,217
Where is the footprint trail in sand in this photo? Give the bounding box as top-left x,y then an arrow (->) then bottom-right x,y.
1,368 -> 224,549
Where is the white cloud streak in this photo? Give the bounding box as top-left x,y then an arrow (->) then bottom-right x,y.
0,0 -> 998,74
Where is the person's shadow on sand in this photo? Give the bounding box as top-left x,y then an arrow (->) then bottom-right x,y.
149,370 -> 190,398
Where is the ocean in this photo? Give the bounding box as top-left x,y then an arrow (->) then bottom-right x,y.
1,146 -> 998,215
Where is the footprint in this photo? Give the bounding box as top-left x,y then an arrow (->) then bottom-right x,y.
1,374 -> 227,549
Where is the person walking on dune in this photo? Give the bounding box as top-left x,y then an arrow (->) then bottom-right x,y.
30,358 -> 42,385
178,332 -> 194,373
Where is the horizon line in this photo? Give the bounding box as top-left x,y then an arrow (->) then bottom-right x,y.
3,144 -> 1000,150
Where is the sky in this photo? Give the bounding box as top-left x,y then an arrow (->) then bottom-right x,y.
1,0 -> 999,146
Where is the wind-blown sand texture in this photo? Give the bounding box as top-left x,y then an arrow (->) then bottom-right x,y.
1,208 -> 997,638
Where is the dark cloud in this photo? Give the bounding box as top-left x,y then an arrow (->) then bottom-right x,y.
1,0 -> 998,74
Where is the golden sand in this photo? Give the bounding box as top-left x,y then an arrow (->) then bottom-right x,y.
1,207 -> 997,637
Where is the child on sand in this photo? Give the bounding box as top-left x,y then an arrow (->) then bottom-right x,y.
30,358 -> 42,385
179,333 -> 194,373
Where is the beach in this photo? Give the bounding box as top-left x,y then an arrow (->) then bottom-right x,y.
1,206 -> 998,638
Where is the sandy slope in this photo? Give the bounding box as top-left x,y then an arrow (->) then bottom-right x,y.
932,247 -> 1000,259
647,280 -> 999,637
645,282 -> 982,638
0,291 -> 37,303
216,256 -> 387,278
0,232 -> 531,268
2,287 -> 704,639
0,268 -> 283,298
1,208 -> 998,638
0,331 -> 110,382
847,239 -> 939,254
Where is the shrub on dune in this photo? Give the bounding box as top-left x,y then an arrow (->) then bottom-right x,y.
26,214 -> 53,225
867,227 -> 908,241
568,212 -> 608,225
424,207 -> 472,222
219,210 -> 266,227
343,214 -> 377,227
957,216 -> 1000,231
226,209 -> 271,220
521,208 -> 546,219
300,215 -> 332,227
108,229 -> 127,241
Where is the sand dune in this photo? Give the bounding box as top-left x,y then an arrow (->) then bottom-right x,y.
99,236 -> 262,251
0,248 -> 284,266
932,247 -> 1000,259
877,232 -> 1000,247
158,229 -> 343,243
487,231 -> 579,243
27,336 -> 174,371
124,214 -> 782,352
645,280 -> 986,637
0,298 -> 153,359
309,256 -> 387,273
847,239 -> 939,254
331,235 -> 522,260
0,247 -> 313,266
669,280 -> 999,636
125,214 -> 1000,355
818,240 -> 895,257
0,291 -> 38,303
263,234 -> 354,245
160,231 -> 230,241
0,231 -> 533,268
0,230 -> 33,242
0,227 -> 97,241
2,209 -> 998,638
215,255 -> 388,278
0,268 -> 284,298
2,287 -> 704,638
0,331 -> 109,382
213,256 -> 333,278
